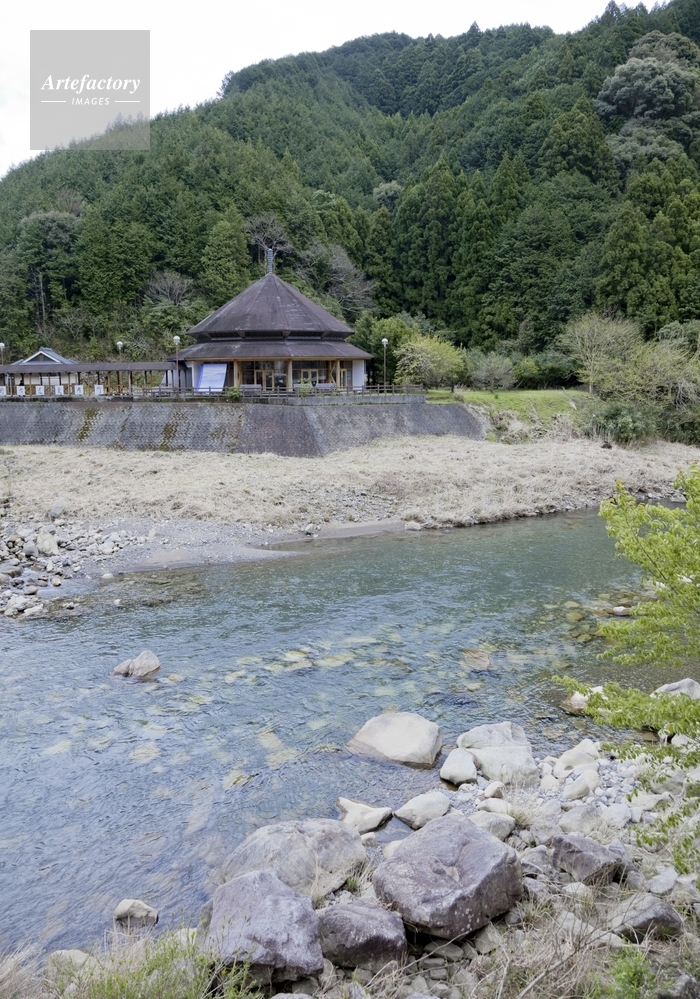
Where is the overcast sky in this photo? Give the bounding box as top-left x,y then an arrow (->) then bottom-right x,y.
1,0 -> 614,181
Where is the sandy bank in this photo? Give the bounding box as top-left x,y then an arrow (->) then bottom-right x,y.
0,437 -> 700,569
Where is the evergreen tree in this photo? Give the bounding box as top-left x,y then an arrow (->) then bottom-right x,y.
597,202 -> 651,315
200,215 -> 251,307
540,97 -> 620,190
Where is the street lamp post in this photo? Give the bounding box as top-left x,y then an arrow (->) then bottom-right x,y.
116,342 -> 123,395
173,335 -> 181,394
381,337 -> 388,393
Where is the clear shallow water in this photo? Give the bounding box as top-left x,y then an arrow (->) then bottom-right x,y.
0,510 -> 660,950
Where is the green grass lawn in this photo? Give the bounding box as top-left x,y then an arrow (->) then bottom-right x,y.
425,387 -> 594,436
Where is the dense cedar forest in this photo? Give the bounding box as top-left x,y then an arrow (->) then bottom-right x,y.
1,0 -> 700,365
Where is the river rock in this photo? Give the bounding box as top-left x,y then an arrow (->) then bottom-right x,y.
653,679 -> 700,700
317,900 -> 407,970
37,532 -> 59,556
468,811 -> 515,841
647,867 -> 678,896
520,846 -> 557,880
562,771 -> 600,801
113,650 -> 161,678
658,973 -> 700,999
600,803 -> 632,829
395,791 -> 450,829
559,805 -> 599,836
337,798 -> 392,834
204,870 -> 323,981
347,713 -> 442,767
46,950 -> 99,983
552,835 -> 621,885
372,813 -> 522,938
113,898 -> 158,926
223,818 -> 365,899
439,749 -> 477,785
609,892 -> 683,940
456,722 -> 538,786
553,747 -> 599,781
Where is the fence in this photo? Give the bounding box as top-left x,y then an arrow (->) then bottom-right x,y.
0,384 -> 426,405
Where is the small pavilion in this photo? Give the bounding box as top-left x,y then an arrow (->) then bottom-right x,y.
177,270 -> 371,394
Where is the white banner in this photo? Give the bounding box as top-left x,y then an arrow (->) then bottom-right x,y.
195,363 -> 227,393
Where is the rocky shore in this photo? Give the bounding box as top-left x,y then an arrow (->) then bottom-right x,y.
38,705 -> 700,999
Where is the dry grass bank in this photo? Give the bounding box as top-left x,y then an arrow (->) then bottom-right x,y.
1,436 -> 697,531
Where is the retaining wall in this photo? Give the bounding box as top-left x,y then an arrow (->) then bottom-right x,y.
0,399 -> 485,457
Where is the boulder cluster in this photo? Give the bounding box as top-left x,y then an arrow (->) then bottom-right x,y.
49,709 -> 700,998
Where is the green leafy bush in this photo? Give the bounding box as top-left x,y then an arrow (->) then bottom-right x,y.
580,401 -> 658,442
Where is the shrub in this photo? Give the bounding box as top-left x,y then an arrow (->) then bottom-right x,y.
394,334 -> 467,387
471,353 -> 516,390
580,401 -> 657,442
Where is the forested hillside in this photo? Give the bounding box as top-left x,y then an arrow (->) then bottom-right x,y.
1,0 -> 700,363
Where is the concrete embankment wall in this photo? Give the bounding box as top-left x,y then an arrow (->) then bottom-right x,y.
0,399 -> 485,457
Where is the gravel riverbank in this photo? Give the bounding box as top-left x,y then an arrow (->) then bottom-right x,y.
0,437 -> 697,585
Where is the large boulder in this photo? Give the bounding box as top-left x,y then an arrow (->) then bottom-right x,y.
347,713 -> 442,767
113,898 -> 158,926
317,900 -> 407,970
456,722 -> 538,786
114,651 -> 161,679
223,819 -> 366,899
372,812 -> 522,939
609,892 -> 683,941
395,791 -> 450,830
204,871 -> 323,981
653,679 -> 700,700
551,835 -> 621,885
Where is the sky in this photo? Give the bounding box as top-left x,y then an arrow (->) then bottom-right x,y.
0,0 -> 613,181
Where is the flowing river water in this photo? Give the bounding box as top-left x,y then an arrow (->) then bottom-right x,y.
0,509 -> 675,951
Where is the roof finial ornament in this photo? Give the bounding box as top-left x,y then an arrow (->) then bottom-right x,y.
267,248 -> 273,275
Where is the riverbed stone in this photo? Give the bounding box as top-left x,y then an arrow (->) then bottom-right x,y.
396,791 -> 450,829
347,713 -> 442,767
609,892 -> 684,940
468,811 -> 515,841
562,771 -> 600,801
600,803 -> 632,829
440,749 -> 477,785
223,818 -> 365,899
337,797 -> 392,834
113,898 -> 158,926
372,812 -> 522,939
37,532 -> 59,556
553,748 -> 599,781
558,805 -> 599,836
653,679 -> 700,700
658,973 -> 700,999
46,950 -> 99,979
456,722 -> 538,786
648,867 -> 678,896
552,834 -> 622,885
317,900 -> 407,970
204,870 -> 323,981
113,650 -> 161,678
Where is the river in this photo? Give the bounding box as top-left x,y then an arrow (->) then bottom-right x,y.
0,509 -> 663,950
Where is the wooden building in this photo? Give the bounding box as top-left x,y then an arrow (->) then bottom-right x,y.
177,271 -> 371,394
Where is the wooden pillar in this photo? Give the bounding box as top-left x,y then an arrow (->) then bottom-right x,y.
233,360 -> 241,388
286,360 -> 293,392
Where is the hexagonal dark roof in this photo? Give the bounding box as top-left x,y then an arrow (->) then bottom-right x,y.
188,274 -> 353,340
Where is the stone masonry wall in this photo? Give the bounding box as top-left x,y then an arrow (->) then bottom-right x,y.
0,399 -> 484,456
